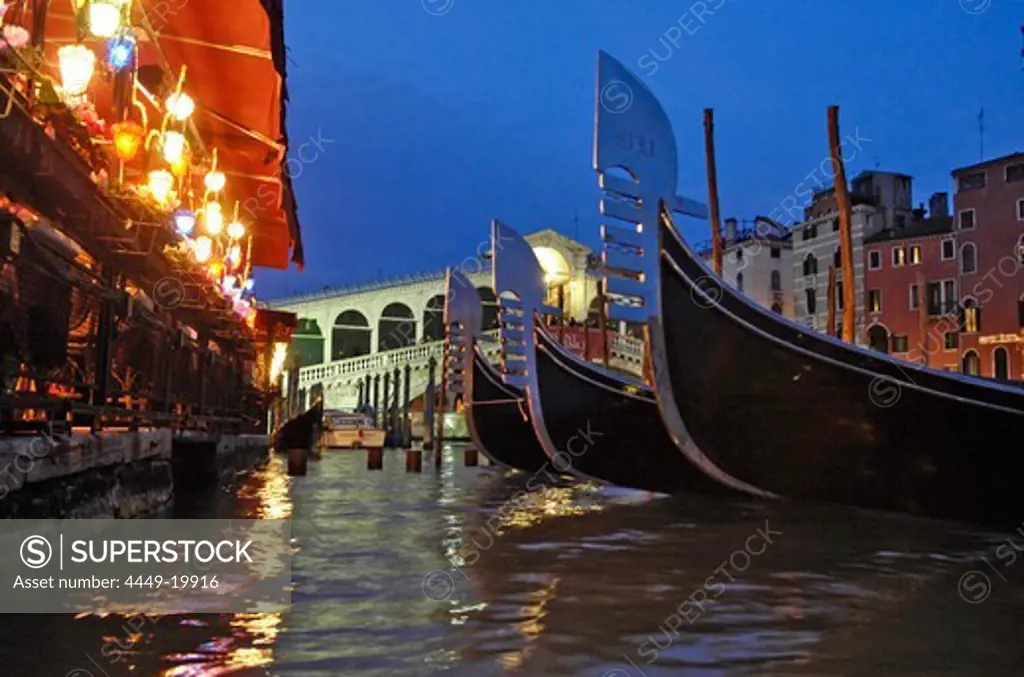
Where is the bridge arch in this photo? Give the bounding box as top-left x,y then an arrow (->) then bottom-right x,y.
332,310 -> 372,361
423,295 -> 445,342
379,302 -> 416,351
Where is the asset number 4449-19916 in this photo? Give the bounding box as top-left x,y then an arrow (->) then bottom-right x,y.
124,575 -> 219,589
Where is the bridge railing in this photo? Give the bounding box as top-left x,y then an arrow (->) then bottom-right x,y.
297,330 -> 644,389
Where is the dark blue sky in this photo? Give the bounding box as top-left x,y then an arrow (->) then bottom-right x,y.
258,0 -> 1022,300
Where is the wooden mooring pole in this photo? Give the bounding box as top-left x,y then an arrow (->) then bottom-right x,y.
826,264 -> 837,337
435,347 -> 448,469
704,108 -> 724,277
828,105 -> 857,344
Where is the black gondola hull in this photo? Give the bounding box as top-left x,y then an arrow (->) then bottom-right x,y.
466,348 -> 551,473
657,219 -> 1024,525
531,327 -> 734,495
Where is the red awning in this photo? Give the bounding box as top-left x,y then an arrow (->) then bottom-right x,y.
35,0 -> 303,269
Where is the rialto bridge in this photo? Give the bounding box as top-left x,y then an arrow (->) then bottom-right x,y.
267,229 -> 645,413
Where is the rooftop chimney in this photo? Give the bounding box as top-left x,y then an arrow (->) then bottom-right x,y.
929,192 -> 949,218
724,218 -> 737,242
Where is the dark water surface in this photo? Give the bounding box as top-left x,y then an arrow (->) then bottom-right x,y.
3,448 -> 1024,676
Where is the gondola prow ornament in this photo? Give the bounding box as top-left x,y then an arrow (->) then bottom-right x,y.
490,219 -> 561,390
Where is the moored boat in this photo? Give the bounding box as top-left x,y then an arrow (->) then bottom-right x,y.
593,50 -> 1024,525
321,409 -> 385,450
444,268 -> 551,473
492,220 -> 730,494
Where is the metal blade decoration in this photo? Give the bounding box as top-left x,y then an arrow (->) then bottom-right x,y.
594,50 -> 706,324
594,51 -> 777,500
491,219 -> 561,389
442,268 -> 482,399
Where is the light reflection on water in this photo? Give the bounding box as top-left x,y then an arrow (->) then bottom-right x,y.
2,448 -> 1024,676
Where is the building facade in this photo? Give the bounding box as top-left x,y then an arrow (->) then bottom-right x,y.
790,171 -> 922,342
862,212 -> 959,368
711,217 -> 794,318
950,153 -> 1024,379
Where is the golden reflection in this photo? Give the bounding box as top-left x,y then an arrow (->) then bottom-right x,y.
497,484 -> 604,532
161,460 -> 290,675
222,612 -> 282,672
500,577 -> 560,672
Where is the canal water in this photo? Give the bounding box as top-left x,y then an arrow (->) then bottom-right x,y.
3,448 -> 1024,676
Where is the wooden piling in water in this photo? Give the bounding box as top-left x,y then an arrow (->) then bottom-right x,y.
464,447 -> 478,467
406,449 -> 423,472
287,448 -> 308,476
402,363 -> 412,448
424,356 -> 437,451
367,447 -> 384,470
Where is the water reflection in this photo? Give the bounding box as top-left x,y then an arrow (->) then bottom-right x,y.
2,448 -> 1024,676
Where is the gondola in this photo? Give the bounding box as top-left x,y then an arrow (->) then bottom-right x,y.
490,220 -> 734,494
592,50 -> 1024,525
272,398 -> 322,452
443,269 -> 551,473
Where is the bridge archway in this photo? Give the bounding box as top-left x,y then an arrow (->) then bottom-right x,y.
478,286 -> 499,330
423,295 -> 445,342
293,318 -> 325,366
379,302 -> 416,351
332,310 -> 371,361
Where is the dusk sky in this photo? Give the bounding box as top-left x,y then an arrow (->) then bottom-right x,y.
257,0 -> 1023,300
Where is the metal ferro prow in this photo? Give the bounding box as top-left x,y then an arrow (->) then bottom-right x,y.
442,268 -> 482,399
490,219 -> 561,389
594,50 -> 707,325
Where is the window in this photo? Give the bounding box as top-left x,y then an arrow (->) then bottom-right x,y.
892,247 -> 906,267
959,209 -> 975,230
736,272 -> 744,292
961,243 -> 977,274
834,246 -> 842,269
944,332 -> 958,351
944,280 -> 957,308
1018,199 -> 1024,221
1019,295 -> 1024,328
802,253 -> 818,276
771,303 -> 783,314
771,270 -> 782,292
801,227 -> 810,241
832,218 -> 839,232
909,245 -> 921,264
1006,163 -> 1024,183
805,288 -> 817,315
962,350 -> 980,375
891,335 -> 909,353
958,171 -> 986,191
896,214 -> 906,228
868,250 -> 881,270
963,298 -> 981,333
927,280 -> 957,315
1018,235 -> 1024,265
910,284 -> 919,310
736,248 -> 744,261
941,239 -> 955,260
836,281 -> 844,310
868,289 -> 881,313
809,224 -> 818,239
770,246 -> 781,259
